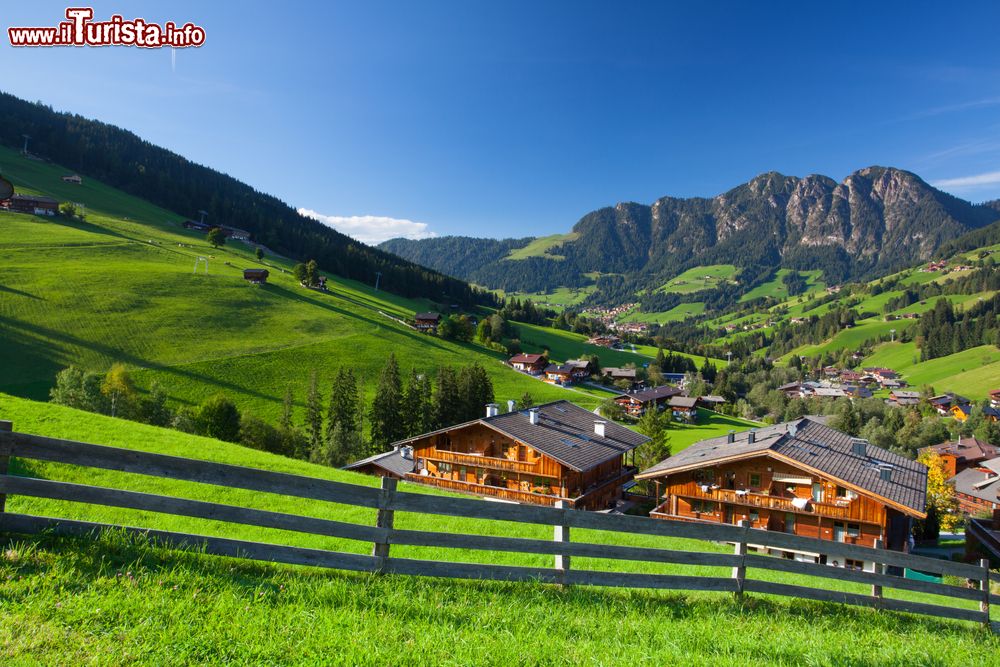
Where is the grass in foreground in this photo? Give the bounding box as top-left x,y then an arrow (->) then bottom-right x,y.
2,531 -> 997,666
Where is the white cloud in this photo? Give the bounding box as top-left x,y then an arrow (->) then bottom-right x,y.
931,170 -> 1000,191
297,208 -> 437,245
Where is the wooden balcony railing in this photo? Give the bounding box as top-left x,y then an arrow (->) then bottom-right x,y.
406,474 -> 566,506
406,467 -> 638,508
661,482 -> 858,520
428,449 -> 542,475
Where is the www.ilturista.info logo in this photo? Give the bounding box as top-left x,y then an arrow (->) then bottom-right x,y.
8,8 -> 205,48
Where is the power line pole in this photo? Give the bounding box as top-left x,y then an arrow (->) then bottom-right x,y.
374,271 -> 382,290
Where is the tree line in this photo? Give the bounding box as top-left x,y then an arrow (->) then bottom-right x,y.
48,354 -> 502,468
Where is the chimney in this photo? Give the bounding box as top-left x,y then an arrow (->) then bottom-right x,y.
528,408 -> 539,425
594,420 -> 607,438
748,430 -> 756,444
507,399 -> 516,413
726,431 -> 735,444
851,439 -> 867,458
485,403 -> 499,418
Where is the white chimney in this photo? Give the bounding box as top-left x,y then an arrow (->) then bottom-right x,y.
486,403 -> 499,418
507,399 -> 516,413
528,408 -> 539,425
594,420 -> 607,438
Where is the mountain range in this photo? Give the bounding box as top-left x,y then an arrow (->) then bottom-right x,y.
381,167 -> 1000,303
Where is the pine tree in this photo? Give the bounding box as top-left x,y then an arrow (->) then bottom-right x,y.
305,371 -> 324,458
326,368 -> 359,443
402,369 -> 432,437
369,353 -> 404,451
431,366 -> 461,429
457,362 -> 494,422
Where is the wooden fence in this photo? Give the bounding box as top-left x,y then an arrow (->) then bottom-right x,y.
0,422 -> 996,632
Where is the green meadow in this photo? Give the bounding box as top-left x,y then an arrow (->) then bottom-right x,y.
1,394 -> 996,665
655,264 -> 738,294
0,145 -> 609,418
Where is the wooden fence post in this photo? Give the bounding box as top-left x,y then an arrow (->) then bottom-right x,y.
371,476 -> 397,573
871,538 -> 884,608
0,421 -> 11,515
554,500 -> 570,586
980,558 -> 991,631
732,519 -> 748,601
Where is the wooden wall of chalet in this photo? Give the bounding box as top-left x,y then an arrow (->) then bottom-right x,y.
660,456 -> 890,531
411,423 -> 564,481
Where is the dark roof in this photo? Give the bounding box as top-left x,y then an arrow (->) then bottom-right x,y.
920,437 -> 1000,464
414,312 -> 441,321
243,268 -> 268,276
637,418 -> 928,516
948,459 -> 1000,504
510,353 -> 546,364
545,364 -> 574,374
391,400 -> 649,472
603,367 -> 637,379
622,385 -> 680,403
777,382 -> 801,391
344,448 -> 415,477
668,396 -> 698,408
10,194 -> 58,204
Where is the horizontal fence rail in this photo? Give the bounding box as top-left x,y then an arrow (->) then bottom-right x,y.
0,425 -> 994,631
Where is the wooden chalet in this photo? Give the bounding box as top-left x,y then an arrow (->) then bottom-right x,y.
413,312 -> 441,332
6,194 -> 58,216
509,353 -> 548,374
777,382 -> 802,398
602,367 -> 643,391
565,359 -> 594,381
615,385 -> 682,418
887,390 -> 920,407
951,403 -> 973,422
948,458 -> 1000,516
543,363 -> 575,385
243,268 -> 269,284
919,436 -> 1000,478
696,395 -> 726,411
397,400 -> 648,510
668,395 -> 698,422
637,418 -> 928,571
929,393 -> 969,416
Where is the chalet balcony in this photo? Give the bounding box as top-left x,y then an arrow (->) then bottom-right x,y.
406,467 -> 637,509
428,449 -> 542,475
653,482 -> 858,520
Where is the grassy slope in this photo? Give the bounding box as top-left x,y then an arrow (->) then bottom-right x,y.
1,395 -> 996,664
740,269 -> 825,302
504,232 -> 579,261
656,264 -> 738,294
619,302 -> 706,324
0,145 -> 595,416
510,321 -> 725,366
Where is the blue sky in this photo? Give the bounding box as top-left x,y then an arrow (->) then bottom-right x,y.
2,1 -> 1000,243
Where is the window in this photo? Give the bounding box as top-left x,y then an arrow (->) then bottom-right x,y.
439,462 -> 452,474
691,500 -> 716,514
749,473 -> 761,488
847,523 -> 860,539
836,485 -> 849,498
812,482 -> 823,503
749,510 -> 759,524
834,522 -> 845,542
785,512 -> 796,534
844,558 -> 864,571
